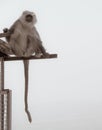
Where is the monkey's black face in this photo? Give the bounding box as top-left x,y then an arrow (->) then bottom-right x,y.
25,14 -> 33,23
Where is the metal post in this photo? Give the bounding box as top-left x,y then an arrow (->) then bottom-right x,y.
0,57 -> 4,90
0,57 -> 4,130
0,53 -> 57,130
0,57 -> 12,130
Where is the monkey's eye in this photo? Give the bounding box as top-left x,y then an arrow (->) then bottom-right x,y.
25,14 -> 33,22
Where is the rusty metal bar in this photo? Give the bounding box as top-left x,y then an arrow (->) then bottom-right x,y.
0,51 -> 57,130
0,57 -> 12,130
4,54 -> 57,61
0,90 -> 12,130
0,57 -> 4,91
0,57 -> 4,130
7,90 -> 12,130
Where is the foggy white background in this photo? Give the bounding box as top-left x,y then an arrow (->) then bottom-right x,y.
0,0 -> 102,130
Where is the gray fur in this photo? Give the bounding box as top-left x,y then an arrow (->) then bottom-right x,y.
4,11 -> 49,123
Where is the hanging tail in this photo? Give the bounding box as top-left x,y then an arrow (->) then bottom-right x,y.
23,60 -> 32,123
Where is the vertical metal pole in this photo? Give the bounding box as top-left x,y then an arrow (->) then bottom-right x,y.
7,90 -> 12,130
0,57 -> 4,130
0,57 -> 4,90
0,90 -> 12,130
0,57 -> 12,130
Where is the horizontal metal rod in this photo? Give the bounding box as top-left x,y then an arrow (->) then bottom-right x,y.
4,54 -> 57,61
0,89 -> 10,95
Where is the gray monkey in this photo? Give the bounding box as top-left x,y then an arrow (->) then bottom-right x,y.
3,10 -> 49,122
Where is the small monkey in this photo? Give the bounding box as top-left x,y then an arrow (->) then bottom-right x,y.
4,11 -> 49,122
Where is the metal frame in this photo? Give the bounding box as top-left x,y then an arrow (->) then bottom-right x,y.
0,57 -> 12,130
0,54 -> 57,130
0,90 -> 12,130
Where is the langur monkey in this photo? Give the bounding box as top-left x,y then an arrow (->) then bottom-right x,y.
4,11 -> 49,123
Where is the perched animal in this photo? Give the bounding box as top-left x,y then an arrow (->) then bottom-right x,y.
4,10 -> 49,122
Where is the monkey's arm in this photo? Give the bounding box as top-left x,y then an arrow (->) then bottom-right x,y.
32,27 -> 49,56
25,35 -> 47,57
32,27 -> 41,40
9,28 -> 24,56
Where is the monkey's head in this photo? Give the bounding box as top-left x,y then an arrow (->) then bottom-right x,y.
20,11 -> 37,27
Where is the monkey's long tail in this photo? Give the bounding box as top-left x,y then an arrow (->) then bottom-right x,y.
23,60 -> 32,123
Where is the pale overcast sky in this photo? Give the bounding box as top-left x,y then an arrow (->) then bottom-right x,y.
0,0 -> 102,130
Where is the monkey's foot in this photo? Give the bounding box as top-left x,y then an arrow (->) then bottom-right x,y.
35,53 -> 42,58
42,52 -> 50,58
35,53 -> 50,58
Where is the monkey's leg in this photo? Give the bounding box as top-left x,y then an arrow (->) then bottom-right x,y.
39,44 -> 50,57
23,60 -> 32,123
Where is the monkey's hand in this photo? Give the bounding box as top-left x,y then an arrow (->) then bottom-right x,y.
3,28 -> 9,33
3,28 -> 14,35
